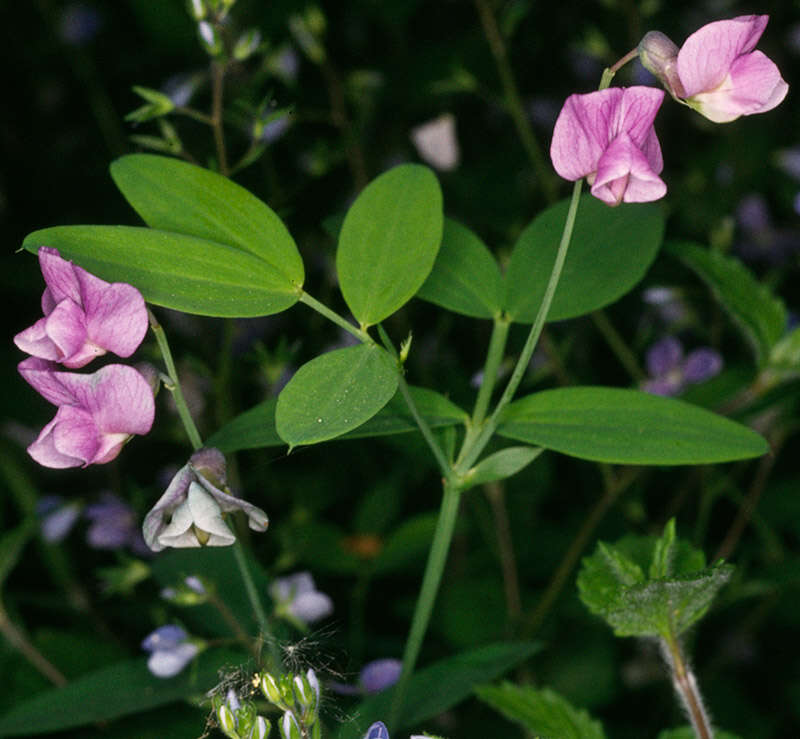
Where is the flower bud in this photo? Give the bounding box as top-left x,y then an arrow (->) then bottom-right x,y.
233,28 -> 262,61
279,674 -> 296,707
198,21 -> 223,56
188,0 -> 206,21
260,672 -> 285,707
637,31 -> 686,99
292,670 -> 319,724
249,716 -> 272,739
216,702 -> 238,738
279,711 -> 302,739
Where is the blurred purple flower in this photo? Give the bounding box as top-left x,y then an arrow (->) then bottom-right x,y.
735,193 -> 800,264
36,496 -> 82,543
18,359 -> 155,468
14,247 -> 148,369
642,337 -> 722,396
270,572 -> 333,626
85,493 -> 148,553
141,624 -> 198,678
330,658 -> 402,696
142,448 -> 268,552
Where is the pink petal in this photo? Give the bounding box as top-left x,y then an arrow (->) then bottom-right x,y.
38,247 -> 82,306
591,133 -> 666,206
677,15 -> 769,98
18,357 -> 79,406
78,275 -> 148,358
44,299 -> 93,366
616,87 -> 665,147
551,89 -> 624,181
14,317 -> 62,361
27,415 -> 84,468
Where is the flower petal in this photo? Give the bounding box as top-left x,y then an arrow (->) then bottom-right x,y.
677,15 -> 769,98
186,482 -> 236,546
616,87 -> 665,148
646,336 -> 683,376
683,348 -> 723,383
141,624 -> 189,652
44,299 -> 94,367
156,498 -> 200,549
17,357 -> 77,406
147,642 -> 199,678
142,464 -> 194,552
14,317 -> 62,362
80,277 -> 148,359
290,590 -> 334,623
37,247 -> 83,307
591,133 -> 667,206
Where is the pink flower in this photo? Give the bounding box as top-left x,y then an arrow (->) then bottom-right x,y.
640,16 -> 788,123
14,247 -> 148,368
550,86 -> 666,206
18,358 -> 155,468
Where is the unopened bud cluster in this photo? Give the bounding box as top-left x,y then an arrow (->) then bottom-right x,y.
214,689 -> 271,739
259,669 -> 321,739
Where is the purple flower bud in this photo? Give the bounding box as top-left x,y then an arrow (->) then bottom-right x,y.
364,722 -> 390,739
638,31 -> 685,98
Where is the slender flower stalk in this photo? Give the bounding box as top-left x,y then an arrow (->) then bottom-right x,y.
661,634 -> 714,739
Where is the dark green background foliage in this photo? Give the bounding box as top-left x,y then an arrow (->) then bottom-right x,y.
1,0 -> 799,737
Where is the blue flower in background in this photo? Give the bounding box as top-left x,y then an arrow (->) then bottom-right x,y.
642,336 -> 722,396
141,624 -> 198,678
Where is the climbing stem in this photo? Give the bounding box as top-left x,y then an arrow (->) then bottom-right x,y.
471,316 -> 511,428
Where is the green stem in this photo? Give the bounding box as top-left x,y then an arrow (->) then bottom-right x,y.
377,326 -> 453,479
299,291 -> 372,344
211,60 -> 229,176
148,309 -> 203,451
232,540 -> 271,645
389,480 -> 461,730
457,179 -> 583,473
661,634 -> 713,739
590,310 -> 645,382
473,0 -> 558,203
471,316 -> 511,428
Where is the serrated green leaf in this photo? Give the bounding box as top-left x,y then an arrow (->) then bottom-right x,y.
416,218 -> 502,319
0,648 -> 243,737
22,227 -> 300,317
504,195 -> 664,322
337,164 -> 443,326
666,241 -> 786,365
578,524 -> 733,638
497,386 -> 768,464
475,683 -> 606,739
207,385 -> 467,452
335,642 -> 542,739
275,344 -> 399,447
110,154 -> 304,288
465,446 -> 543,487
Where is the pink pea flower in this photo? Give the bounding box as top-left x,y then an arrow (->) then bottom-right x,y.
14,247 -> 148,368
18,357 -> 155,468
639,16 -> 788,123
550,86 -> 666,206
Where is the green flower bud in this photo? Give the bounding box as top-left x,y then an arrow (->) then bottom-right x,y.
233,28 -> 262,61
216,703 -> 239,739
279,711 -> 302,739
187,0 -> 206,21
260,672 -> 285,708
249,716 -> 272,739
198,21 -> 223,56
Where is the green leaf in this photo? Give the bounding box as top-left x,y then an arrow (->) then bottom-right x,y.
22,227 -> 299,317
475,683 -> 606,739
373,513 -> 438,574
577,524 -> 734,638
504,195 -> 664,322
465,446 -> 543,487
207,385 -> 467,452
416,218 -> 502,319
666,241 -> 786,364
275,344 -> 399,447
497,386 -> 768,464
762,325 -> 800,387
110,154 -> 304,288
335,642 -> 541,739
0,648 -> 242,737
336,164 -> 443,326
0,520 -> 34,589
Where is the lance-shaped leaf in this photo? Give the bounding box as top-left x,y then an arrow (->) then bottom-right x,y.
463,446 -> 543,487
666,241 -> 786,365
475,683 -> 606,739
275,344 -> 399,447
337,164 -> 443,326
497,386 -> 767,464
110,154 -> 304,289
416,218 -> 503,319
504,194 -> 664,322
22,227 -> 299,317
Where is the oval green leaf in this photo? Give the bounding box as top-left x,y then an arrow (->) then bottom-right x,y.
497,386 -> 768,464
416,218 -> 503,318
22,226 -> 300,317
110,154 -> 304,288
275,344 -> 399,447
208,385 -> 467,451
465,446 -> 543,487
337,164 -> 443,326
504,195 -> 665,323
